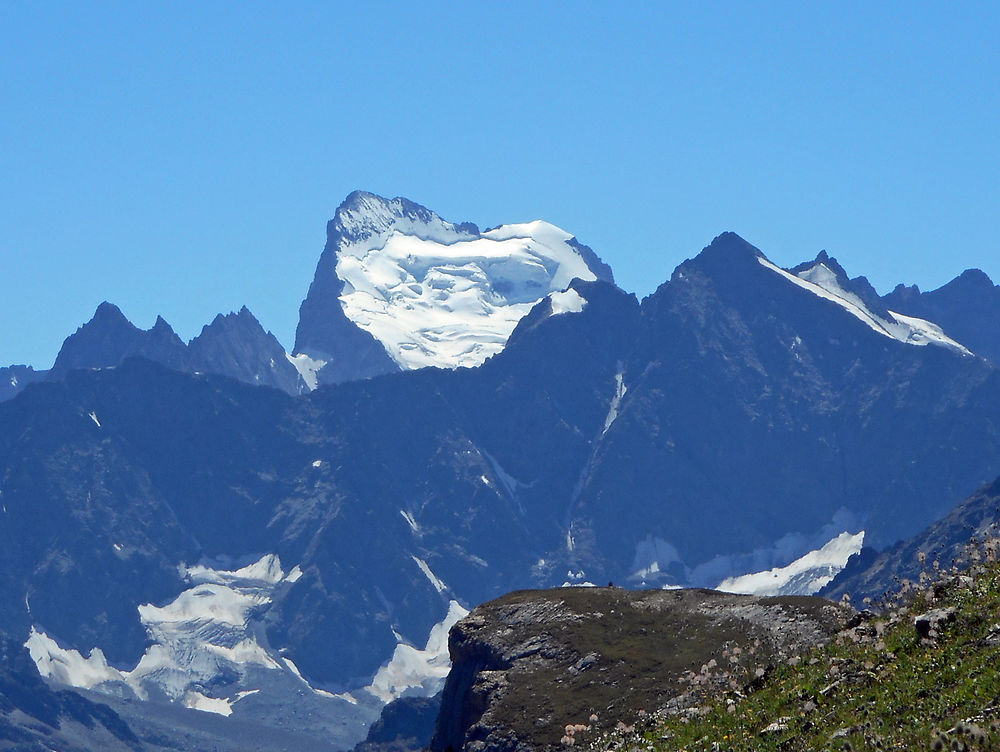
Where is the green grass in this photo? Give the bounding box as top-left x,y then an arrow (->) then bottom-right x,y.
601,559 -> 1000,752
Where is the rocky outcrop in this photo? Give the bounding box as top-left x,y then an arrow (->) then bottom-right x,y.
430,587 -> 852,752
188,306 -> 306,394
354,694 -> 442,752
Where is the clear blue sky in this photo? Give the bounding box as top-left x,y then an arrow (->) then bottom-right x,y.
2,2 -> 998,368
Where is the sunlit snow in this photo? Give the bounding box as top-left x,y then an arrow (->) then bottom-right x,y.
285,352 -> 325,390
411,556 -> 447,593
184,690 -> 233,717
334,207 -> 599,370
548,288 -> 587,315
602,368 -> 627,435
400,509 -> 420,533
25,629 -> 122,689
27,555 -> 311,713
715,531 -> 864,596
365,600 -> 468,703
758,257 -> 972,355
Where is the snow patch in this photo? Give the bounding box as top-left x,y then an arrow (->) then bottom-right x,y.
716,531 -> 864,596
285,352 -> 325,390
411,556 -> 447,593
628,536 -> 682,584
400,509 -> 420,533
25,628 -> 122,689
481,451 -> 530,518
758,257 -> 972,355
887,310 -> 973,351
602,368 -> 627,435
548,288 -> 587,315
25,554 -> 329,716
365,600 -> 468,703
183,690 -> 233,717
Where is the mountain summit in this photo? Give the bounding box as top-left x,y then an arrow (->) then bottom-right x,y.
293,191 -> 615,386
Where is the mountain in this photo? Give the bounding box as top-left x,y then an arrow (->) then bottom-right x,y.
883,267 -> 1000,365
3,219 -> 1000,749
561,233 -> 998,590
188,306 -> 307,394
0,638 -> 145,752
292,191 -> 615,386
51,303 -> 189,377
1,303 -> 307,401
2,192 -> 616,400
0,276 -> 636,748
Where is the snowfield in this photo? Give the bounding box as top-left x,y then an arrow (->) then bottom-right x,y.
716,531 -> 865,596
330,194 -> 603,370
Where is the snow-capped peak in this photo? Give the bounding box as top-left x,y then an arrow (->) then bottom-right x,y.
332,191 -> 479,248
758,256 -> 973,356
327,193 -> 613,371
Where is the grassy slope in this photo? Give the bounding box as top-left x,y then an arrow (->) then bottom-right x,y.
596,555 -> 1000,752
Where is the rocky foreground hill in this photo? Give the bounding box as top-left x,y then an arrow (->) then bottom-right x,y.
413,555 -> 1000,752
425,588 -> 851,752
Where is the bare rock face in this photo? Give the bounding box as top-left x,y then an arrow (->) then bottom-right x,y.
430,587 -> 851,752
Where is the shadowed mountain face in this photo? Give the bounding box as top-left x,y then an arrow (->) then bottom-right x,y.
2,303 -> 307,401
0,364 -> 44,402
0,279 -> 639,688
563,233 -> 1000,587
188,306 -> 305,393
52,303 -> 190,376
2,224 -> 1000,749
822,474 -> 1000,602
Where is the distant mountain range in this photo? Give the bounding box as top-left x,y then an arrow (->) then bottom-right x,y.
3,191 -> 1000,750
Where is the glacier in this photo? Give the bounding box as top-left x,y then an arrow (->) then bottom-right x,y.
295,192 -> 613,378
25,553 -> 467,749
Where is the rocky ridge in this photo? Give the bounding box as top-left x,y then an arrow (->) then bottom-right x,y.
2,302 -> 307,399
